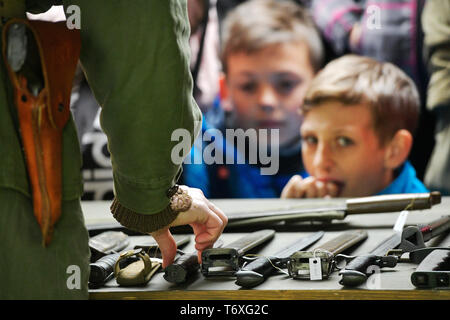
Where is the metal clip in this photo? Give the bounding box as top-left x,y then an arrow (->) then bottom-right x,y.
288,250 -> 334,279
201,248 -> 240,276
333,254 -> 355,270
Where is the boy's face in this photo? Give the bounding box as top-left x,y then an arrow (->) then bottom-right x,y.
300,102 -> 393,197
225,42 -> 315,148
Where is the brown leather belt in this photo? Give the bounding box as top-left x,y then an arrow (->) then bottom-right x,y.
2,18 -> 81,246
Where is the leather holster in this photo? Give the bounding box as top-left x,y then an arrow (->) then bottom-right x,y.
2,18 -> 81,246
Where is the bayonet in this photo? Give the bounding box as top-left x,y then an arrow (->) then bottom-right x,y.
387,215 -> 450,259
164,239 -> 224,284
201,229 -> 275,277
133,234 -> 191,258
417,215 -> 450,243
408,247 -> 450,264
89,231 -> 130,263
287,230 -> 367,280
338,215 -> 450,287
226,192 -> 441,227
235,231 -> 324,288
337,227 -> 422,287
411,249 -> 450,288
89,234 -> 190,288
164,252 -> 201,284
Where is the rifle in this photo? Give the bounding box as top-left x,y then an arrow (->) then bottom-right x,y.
287,230 -> 367,280
201,229 -> 275,277
235,231 -> 324,288
226,192 -> 441,227
338,215 -> 450,287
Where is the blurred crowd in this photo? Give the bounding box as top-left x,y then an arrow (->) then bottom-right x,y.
68,0 -> 450,199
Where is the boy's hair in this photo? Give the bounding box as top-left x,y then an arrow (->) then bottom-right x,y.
220,0 -> 324,73
302,55 -> 420,145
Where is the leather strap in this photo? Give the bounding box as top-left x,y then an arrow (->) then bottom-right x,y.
114,249 -> 152,278
114,249 -> 161,286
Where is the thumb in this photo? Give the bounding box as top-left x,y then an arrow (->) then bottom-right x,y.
151,229 -> 177,268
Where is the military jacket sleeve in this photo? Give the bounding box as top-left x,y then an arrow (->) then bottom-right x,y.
64,0 -> 202,231
1,0 -> 201,233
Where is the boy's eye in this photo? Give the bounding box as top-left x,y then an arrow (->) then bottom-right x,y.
239,82 -> 257,93
336,136 -> 354,147
302,135 -> 318,146
274,79 -> 299,95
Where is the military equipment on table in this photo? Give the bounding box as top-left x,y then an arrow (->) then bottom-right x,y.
235,231 -> 324,288
408,247 -> 450,264
89,235 -> 190,288
164,239 -> 224,284
89,231 -> 130,262
226,192 -> 441,227
388,216 -> 450,259
89,252 -> 123,288
417,215 -> 450,243
338,216 -> 450,287
411,249 -> 450,288
164,252 -> 200,284
134,234 -> 191,258
201,229 -> 275,277
337,227 -> 419,287
287,230 -> 367,280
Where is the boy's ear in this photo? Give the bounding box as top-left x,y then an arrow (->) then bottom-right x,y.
383,129 -> 413,169
219,72 -> 233,111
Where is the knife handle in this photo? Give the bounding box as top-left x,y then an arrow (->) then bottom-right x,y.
89,252 -> 121,285
164,252 -> 199,284
338,254 -> 398,287
89,252 -> 139,285
235,256 -> 279,288
346,192 -> 441,214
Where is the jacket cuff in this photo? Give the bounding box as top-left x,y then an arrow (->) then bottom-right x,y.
110,198 -> 180,234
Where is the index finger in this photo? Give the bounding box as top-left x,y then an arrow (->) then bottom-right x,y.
281,175 -> 303,198
150,228 -> 177,268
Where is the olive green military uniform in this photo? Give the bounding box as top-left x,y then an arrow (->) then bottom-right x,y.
0,0 -> 201,299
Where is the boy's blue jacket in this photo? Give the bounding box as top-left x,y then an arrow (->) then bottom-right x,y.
377,161 -> 429,195
180,110 -> 306,198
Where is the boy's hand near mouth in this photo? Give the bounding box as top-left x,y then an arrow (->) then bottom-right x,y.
281,175 -> 340,199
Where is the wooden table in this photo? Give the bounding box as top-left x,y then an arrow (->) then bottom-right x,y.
84,197 -> 450,301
